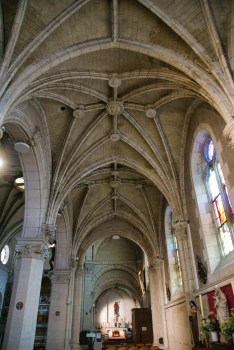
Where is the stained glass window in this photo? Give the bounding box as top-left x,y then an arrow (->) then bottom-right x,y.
1,245 -> 9,265
205,139 -> 234,256
173,235 -> 182,285
206,140 -> 214,162
171,213 -> 182,286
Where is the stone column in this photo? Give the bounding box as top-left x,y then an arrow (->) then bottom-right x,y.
148,264 -> 161,347
46,270 -> 71,350
172,221 -> 196,310
71,266 -> 83,350
64,260 -> 78,350
2,237 -> 50,350
149,259 -> 168,349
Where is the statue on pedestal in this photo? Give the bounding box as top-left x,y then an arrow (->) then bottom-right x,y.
213,286 -> 229,324
114,301 -> 119,322
189,300 -> 201,348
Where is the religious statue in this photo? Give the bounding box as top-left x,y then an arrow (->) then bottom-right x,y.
213,286 -> 229,323
114,301 -> 119,322
189,300 -> 201,348
49,240 -> 56,271
114,301 -> 118,315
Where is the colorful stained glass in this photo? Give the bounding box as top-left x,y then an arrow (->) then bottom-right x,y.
225,186 -> 234,221
206,140 -> 214,162
206,154 -> 234,255
218,162 -> 234,221
219,224 -> 233,255
173,236 -> 182,286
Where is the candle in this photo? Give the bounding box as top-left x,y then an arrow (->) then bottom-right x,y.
231,281 -> 234,295
199,294 -> 204,317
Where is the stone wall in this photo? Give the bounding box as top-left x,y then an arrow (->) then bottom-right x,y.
165,301 -> 192,350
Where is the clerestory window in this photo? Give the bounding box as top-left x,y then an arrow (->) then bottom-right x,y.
204,139 -> 234,256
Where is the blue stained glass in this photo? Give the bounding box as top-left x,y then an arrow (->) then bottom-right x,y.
205,139 -> 234,256
206,140 -> 214,162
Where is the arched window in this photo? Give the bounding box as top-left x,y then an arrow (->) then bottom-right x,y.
172,230 -> 182,286
204,139 -> 234,256
165,206 -> 182,296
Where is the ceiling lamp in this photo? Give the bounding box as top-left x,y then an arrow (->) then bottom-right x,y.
112,235 -> 120,240
0,158 -> 3,167
14,177 -> 25,192
14,142 -> 30,153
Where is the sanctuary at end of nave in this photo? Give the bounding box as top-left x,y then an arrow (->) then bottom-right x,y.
1,1 -> 234,350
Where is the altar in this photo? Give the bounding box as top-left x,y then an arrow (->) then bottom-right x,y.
104,327 -> 128,340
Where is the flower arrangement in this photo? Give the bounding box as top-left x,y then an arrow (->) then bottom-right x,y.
220,310 -> 234,342
199,313 -> 220,340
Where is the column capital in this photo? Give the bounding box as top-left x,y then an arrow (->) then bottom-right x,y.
172,221 -> 187,240
69,258 -> 79,271
42,223 -> 57,241
15,237 -> 50,261
223,120 -> 234,148
154,257 -> 164,269
51,270 -> 71,284
148,266 -> 156,275
76,265 -> 83,277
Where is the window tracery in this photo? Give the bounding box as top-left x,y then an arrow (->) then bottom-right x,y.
204,139 -> 234,256
172,231 -> 182,286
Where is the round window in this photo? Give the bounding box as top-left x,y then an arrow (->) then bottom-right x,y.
1,245 -> 9,265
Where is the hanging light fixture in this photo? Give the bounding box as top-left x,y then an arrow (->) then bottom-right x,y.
14,177 -> 25,192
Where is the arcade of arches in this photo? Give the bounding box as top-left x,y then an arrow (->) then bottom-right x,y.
1,1 -> 234,350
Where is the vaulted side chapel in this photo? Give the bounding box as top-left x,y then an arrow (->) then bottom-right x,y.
0,1 -> 234,350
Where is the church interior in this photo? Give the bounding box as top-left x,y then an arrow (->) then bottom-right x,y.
0,0 -> 234,350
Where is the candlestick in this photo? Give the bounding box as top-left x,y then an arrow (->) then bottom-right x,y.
199,294 -> 204,317
231,281 -> 234,295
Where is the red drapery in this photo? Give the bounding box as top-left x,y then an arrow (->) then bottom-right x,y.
207,284 -> 234,319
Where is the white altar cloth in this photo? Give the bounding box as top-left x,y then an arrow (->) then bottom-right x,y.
104,327 -> 128,339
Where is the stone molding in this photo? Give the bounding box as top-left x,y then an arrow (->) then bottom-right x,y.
69,258 -> 79,270
76,266 -> 83,277
148,266 -> 157,275
108,77 -> 121,88
145,108 -> 157,118
27,126 -> 42,146
172,221 -> 187,240
154,257 -> 164,269
106,101 -> 124,115
42,223 -> 57,241
51,270 -> 71,284
223,120 -> 234,148
83,262 -> 94,274
73,104 -> 85,118
15,237 -> 50,261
